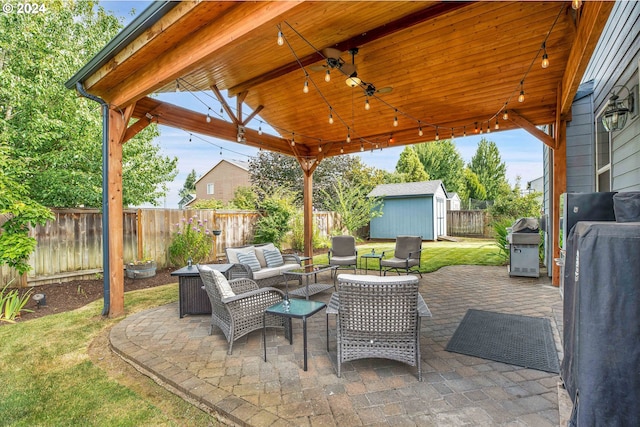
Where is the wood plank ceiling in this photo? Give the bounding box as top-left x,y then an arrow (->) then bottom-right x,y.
83,1 -> 607,160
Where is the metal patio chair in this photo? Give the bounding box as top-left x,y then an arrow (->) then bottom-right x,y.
328,235 -> 358,277
380,235 -> 423,277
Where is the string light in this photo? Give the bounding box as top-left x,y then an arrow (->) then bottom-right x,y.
346,131 -> 351,143
435,126 -> 439,140
340,144 -> 344,154
388,135 -> 394,144
176,80 -> 181,92
451,128 -> 455,140
365,98 -> 370,110
206,108 -> 211,123
328,109 -> 334,124
463,126 -> 466,137
541,42 -> 549,69
360,142 -> 364,152
258,126 -> 263,135
486,121 -> 491,133
393,110 -> 398,127
418,126 -> 423,137
480,123 -> 483,134
503,109 -> 509,120
474,122 -> 478,134
495,118 -> 500,130
277,31 -> 284,46
303,79 -> 309,93
571,0 -> 582,10
318,145 -> 322,152
291,133 -> 295,146
325,69 -> 331,82
518,81 -> 525,103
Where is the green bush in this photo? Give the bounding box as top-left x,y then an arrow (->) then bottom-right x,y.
491,218 -> 513,263
167,216 -> 215,267
253,189 -> 297,248
289,210 -> 329,251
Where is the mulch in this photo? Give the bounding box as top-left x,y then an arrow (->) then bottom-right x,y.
10,268 -> 177,323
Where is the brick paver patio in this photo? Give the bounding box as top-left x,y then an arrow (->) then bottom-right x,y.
110,265 -> 564,426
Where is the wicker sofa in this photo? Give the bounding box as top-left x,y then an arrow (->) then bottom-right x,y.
225,243 -> 302,288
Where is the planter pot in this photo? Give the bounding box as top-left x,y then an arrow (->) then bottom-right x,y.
126,261 -> 157,279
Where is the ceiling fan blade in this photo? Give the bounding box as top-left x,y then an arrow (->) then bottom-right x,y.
321,47 -> 343,60
341,63 -> 356,76
309,64 -> 327,72
377,86 -> 393,94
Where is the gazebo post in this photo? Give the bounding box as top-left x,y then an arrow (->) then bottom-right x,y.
303,169 -> 313,263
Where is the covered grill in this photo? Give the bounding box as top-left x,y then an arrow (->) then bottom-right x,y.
507,218 -> 540,278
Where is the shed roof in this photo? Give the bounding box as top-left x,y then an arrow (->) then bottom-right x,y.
368,180 -> 446,198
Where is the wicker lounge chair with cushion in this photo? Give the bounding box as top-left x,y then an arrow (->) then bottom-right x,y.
225,243 -> 302,288
328,235 -> 358,276
335,274 -> 422,381
197,264 -> 289,355
380,235 -> 423,277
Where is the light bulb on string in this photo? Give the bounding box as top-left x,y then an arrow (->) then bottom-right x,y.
541,53 -> 549,69
495,118 -> 499,130
474,122 -> 478,134
365,98 -> 370,110
518,81 -> 525,103
451,128 -> 455,140
277,31 -> 284,46
388,135 -> 395,144
328,110 -> 334,125
291,133 -> 295,146
206,108 -> 212,123
435,126 -> 439,141
360,143 -> 364,152
324,69 -> 331,82
571,0 -> 582,10
340,145 -> 344,154
346,131 -> 351,143
258,126 -> 263,136
175,80 -> 181,92
303,79 -> 309,94
393,110 -> 398,127
318,145 -> 322,152
486,121 -> 491,133
503,109 -> 509,120
418,126 -> 423,137
480,123 -> 483,134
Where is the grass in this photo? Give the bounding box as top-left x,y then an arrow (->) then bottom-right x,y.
315,237 -> 505,272
0,238 -> 502,426
0,283 -> 218,427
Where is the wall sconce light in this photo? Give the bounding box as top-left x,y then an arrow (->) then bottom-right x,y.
602,85 -> 636,132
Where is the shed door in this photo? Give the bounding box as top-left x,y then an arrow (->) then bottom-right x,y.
436,197 -> 446,237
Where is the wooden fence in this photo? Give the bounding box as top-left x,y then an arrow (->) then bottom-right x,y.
1,208 -> 340,287
447,210 -> 492,238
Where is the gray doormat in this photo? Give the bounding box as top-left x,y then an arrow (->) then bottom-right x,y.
445,309 -> 560,373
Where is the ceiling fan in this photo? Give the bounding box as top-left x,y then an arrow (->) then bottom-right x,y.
310,47 -> 392,95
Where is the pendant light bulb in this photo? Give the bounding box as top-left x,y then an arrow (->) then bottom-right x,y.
474,122 -> 478,134
435,126 -> 439,141
463,126 -> 467,137
303,80 -> 309,93
503,110 -> 509,120
571,0 -> 582,10
518,90 -> 525,103
451,128 -> 455,140
318,145 -> 322,152
346,132 -> 351,143
328,110 -> 334,125
480,123 -> 483,134
277,31 -> 284,46
486,122 -> 491,133
365,98 -> 370,111
418,127 -> 423,137
495,118 -> 499,130
325,70 -> 331,82
175,80 -> 180,92
206,108 -> 211,123
360,143 -> 364,152
393,110 -> 398,127
258,126 -> 263,136
541,53 -> 549,69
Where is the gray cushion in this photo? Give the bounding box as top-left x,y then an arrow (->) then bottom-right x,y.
237,251 -> 261,272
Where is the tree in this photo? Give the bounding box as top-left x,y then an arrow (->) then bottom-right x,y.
468,138 -> 508,200
0,2 -> 177,208
459,167 -> 487,203
320,178 -> 383,236
229,186 -> 258,210
395,146 -> 429,182
179,169 -> 197,199
0,142 -> 53,275
413,140 -> 464,194
249,152 -> 386,210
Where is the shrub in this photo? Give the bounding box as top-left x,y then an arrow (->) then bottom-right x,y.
0,282 -> 33,324
253,188 -> 297,248
168,216 -> 215,267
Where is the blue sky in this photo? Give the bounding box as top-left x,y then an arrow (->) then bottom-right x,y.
101,1 -> 543,208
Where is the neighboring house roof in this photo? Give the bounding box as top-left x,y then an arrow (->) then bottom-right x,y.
368,180 -> 447,198
447,192 -> 460,200
574,79 -> 594,102
195,159 -> 250,184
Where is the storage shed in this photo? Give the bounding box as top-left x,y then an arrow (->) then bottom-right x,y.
368,180 -> 448,241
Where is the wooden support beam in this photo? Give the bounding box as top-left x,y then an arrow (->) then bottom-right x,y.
508,110 -> 555,148
302,167 -> 313,263
551,83 -> 567,287
107,107 -> 127,318
212,85 -> 239,125
105,1 -> 301,108
560,1 -> 614,117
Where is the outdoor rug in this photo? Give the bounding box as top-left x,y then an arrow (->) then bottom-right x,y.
445,309 -> 560,373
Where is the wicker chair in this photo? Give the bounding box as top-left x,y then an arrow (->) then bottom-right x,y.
380,235 -> 423,277
197,264 -> 289,355
328,235 -> 358,277
336,274 -> 422,381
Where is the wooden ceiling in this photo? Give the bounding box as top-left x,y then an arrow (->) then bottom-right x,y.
82,1 -> 613,160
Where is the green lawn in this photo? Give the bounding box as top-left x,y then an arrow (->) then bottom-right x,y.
0,237 -> 502,426
314,237 -> 505,272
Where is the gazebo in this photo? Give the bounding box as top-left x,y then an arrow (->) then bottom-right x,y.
65,1 -> 613,317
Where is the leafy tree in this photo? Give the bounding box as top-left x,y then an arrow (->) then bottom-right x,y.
253,188 -> 297,248
0,2 -> 177,208
468,138 -> 508,201
249,152 -> 386,210
320,178 -> 384,236
395,146 -> 429,182
179,169 -> 197,198
459,167 -> 487,203
0,142 -> 53,275
191,198 -> 225,209
489,179 -> 542,222
413,140 -> 464,193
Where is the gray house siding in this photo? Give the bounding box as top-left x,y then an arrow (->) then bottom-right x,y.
583,2 -> 640,192
566,94 -> 596,193
370,197 -> 434,240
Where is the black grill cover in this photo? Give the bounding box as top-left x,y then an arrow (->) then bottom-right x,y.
562,221 -> 640,426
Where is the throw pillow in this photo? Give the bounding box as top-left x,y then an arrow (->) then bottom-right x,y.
237,251 -> 262,272
263,248 -> 284,268
198,265 -> 234,298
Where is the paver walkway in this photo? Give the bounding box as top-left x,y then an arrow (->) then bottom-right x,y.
110,265 -> 564,426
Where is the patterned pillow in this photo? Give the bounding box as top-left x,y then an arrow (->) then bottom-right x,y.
263,248 -> 284,268
199,265 -> 234,298
237,251 -> 262,272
